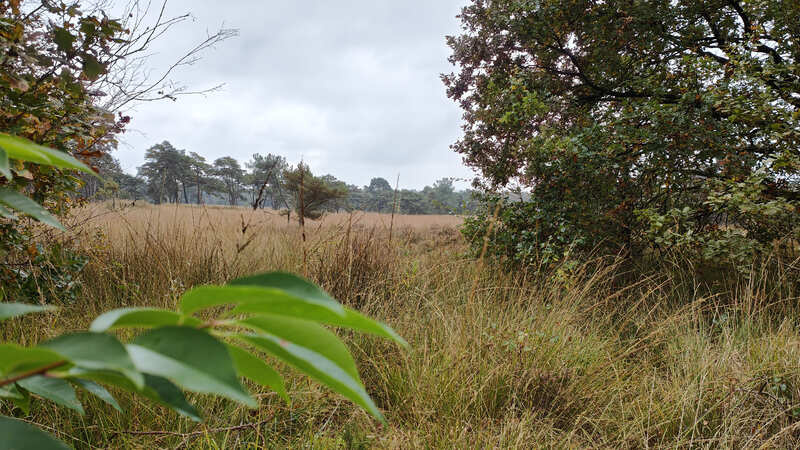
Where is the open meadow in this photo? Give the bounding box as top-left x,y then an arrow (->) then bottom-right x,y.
1,203 -> 798,448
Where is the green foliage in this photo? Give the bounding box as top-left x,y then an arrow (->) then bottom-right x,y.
284,163 -> 348,219
0,272 -> 405,448
1,0 -> 127,304
0,237 -> 89,304
0,134 -> 92,303
213,156 -> 246,206
245,153 -> 289,209
446,0 -> 800,266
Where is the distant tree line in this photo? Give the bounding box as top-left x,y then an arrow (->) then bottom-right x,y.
82,141 -> 479,217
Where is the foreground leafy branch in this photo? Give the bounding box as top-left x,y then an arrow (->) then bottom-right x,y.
0,272 -> 407,448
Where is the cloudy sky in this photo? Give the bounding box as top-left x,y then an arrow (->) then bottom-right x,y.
115,0 -> 474,189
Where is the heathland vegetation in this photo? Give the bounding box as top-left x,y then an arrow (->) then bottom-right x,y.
2,0 -> 800,449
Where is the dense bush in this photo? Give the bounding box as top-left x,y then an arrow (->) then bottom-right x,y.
447,0 -> 800,266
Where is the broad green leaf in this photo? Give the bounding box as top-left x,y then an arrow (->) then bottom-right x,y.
226,344 -> 288,403
142,374 -> 202,421
65,368 -> 201,422
183,285 -> 406,346
53,27 -> 76,53
0,188 -> 64,230
180,283 -> 343,317
235,316 -> 385,423
0,146 -> 10,179
82,54 -> 105,81
0,344 -> 63,375
40,332 -> 143,389
0,303 -> 57,321
127,326 -> 256,408
240,316 -> 359,379
0,415 -> 70,450
229,272 -> 342,309
90,307 -> 201,332
0,133 -> 95,174
73,379 -> 122,413
17,375 -> 84,414
237,332 -> 384,423
181,285 -> 342,317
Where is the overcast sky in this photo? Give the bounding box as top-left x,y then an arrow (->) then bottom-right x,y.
115,0 -> 474,190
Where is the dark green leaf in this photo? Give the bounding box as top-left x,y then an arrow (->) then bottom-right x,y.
0,303 -> 57,321
142,374 -> 202,421
90,308 -> 201,332
127,326 -> 256,408
0,415 -> 70,450
72,379 -> 122,412
226,344 -> 288,403
9,386 -> 31,414
53,27 -> 76,53
64,369 -> 201,422
82,54 -> 105,81
17,375 -> 84,414
40,332 -> 143,389
0,188 -> 64,230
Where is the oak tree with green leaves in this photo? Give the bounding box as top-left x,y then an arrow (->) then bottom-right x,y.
445,0 -> 799,266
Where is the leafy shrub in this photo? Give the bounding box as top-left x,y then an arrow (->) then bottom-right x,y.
0,237 -> 88,303
446,1 -> 800,266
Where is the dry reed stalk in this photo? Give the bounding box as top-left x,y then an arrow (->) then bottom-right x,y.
299,162 -> 308,277
346,211 -> 353,293
389,173 -> 399,244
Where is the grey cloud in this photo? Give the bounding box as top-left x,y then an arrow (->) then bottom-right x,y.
116,0 -> 473,189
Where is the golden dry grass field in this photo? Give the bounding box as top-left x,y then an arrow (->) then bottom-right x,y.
3,202 -> 800,448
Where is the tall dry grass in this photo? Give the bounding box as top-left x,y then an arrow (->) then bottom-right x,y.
3,202 -> 800,449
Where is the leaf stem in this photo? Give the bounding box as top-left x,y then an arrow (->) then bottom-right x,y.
0,360 -> 67,387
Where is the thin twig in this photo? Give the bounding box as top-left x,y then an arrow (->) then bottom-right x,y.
299,161 -> 308,277
389,173 -> 400,244
0,360 -> 67,387
115,417 -> 275,438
